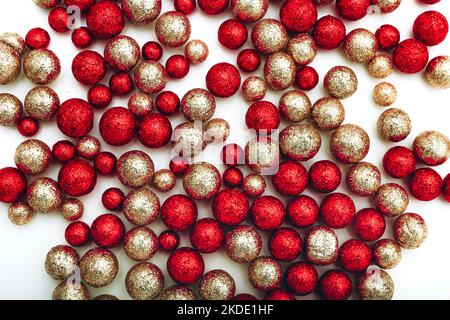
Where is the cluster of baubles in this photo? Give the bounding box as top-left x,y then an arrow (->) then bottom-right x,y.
0,0 -> 448,301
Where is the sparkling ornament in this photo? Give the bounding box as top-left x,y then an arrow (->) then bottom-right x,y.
167,247 -> 205,285
159,230 -> 180,252
413,130 -> 450,166
223,167 -> 243,188
65,221 -> 90,247
231,0 -> 268,22
102,187 -> 125,211
24,49 -> 60,84
264,289 -> 295,300
242,174 -> 266,198
162,194 -> 197,231
72,50 -> 106,86
183,162 -> 221,200
18,117 -> 39,137
8,202 -> 34,225
375,183 -> 409,217
24,86 -> 59,120
264,52 -> 296,90
287,195 -> 319,228
100,107 -> 137,146
190,218 -> 224,254
242,76 -> 266,102
80,247 -> 118,288
285,262 -> 319,296
0,167 -> 27,203
245,136 -> 279,174
354,208 -> 386,241
48,7 -> 70,33
310,97 -> 345,131
206,62 -> 241,98
419,0 -> 441,3
0,42 -> 20,85
166,55 -> 190,79
368,54 -> 394,79
126,262 -> 164,300
86,1 -> 124,39
287,34 -> 317,67
75,135 -> 100,160
104,35 -> 140,72
33,0 -> 60,9
213,189 -> 249,225
225,225 -> 261,263
280,0 -> 317,33
324,66 -> 358,99
121,0 -> 161,24
443,174 -> 450,202
109,72 -> 134,96
409,168 -> 443,201
0,32 -> 25,56
316,0 -> 335,4
142,41 -> 163,61
117,150 -> 154,188
52,140 -> 76,163
198,0 -> 229,14
346,162 -> 381,197
52,281 -> 90,300
60,198 -> 84,221
172,121 -> 205,157
94,152 -> 117,175
123,188 -> 160,226
269,227 -> 302,262
312,15 -> 346,50
251,19 -> 288,55
425,56 -> 450,88
394,213 -> 428,249
358,269 -> 394,300
91,213 -> 125,248
319,269 -> 352,300
218,19 -> 248,50
156,91 -> 180,116
181,88 -> 216,122
413,10 -> 448,46
134,61 -> 168,94
155,11 -> 191,47
320,193 -> 356,229
175,0 -> 196,14
295,66 -> 319,91
339,239 -> 372,273
376,0 -> 401,13
58,159 -> 97,197
14,139 -> 52,176
248,256 -> 282,291
245,101 -> 280,133
377,108 -> 411,142
45,245 -> 79,280
272,160 -> 308,196
305,226 -> 339,266
309,160 -> 342,193
375,24 -> 400,50
124,227 -> 158,261
383,146 -> 415,179
160,286 -> 196,300
185,40 -> 209,64
330,124 -> 370,164
373,239 -> 402,269
26,177 -> 62,213
279,124 -> 321,161
25,28 -> 50,49
71,27 -> 93,49
372,82 -> 397,107
88,84 -> 112,109
200,270 -> 235,300
237,49 -> 261,73
152,169 -> 176,192
393,39 -> 429,74
0,93 -> 22,126
251,195 -> 285,231
279,90 -> 311,123
137,113 -> 172,148
205,118 -> 230,143
336,0 -> 370,21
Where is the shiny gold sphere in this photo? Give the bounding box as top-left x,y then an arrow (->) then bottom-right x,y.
0,32 -> 26,56
24,86 -> 60,120
264,52 -> 296,90
251,19 -> 288,54
374,183 -> 409,217
413,130 -> 450,166
125,262 -> 164,300
60,198 -> 84,221
279,123 -> 321,161
0,41 -> 20,85
425,56 -> 450,89
26,177 -> 62,213
124,226 -> 158,261
287,33 -> 317,66
117,150 -> 155,188
123,188 -> 160,226
14,139 -> 52,175
279,89 -> 311,123
172,121 -> 206,157
134,61 -> 167,94
310,97 -> 345,131
245,136 -> 280,174
80,247 -> 119,288
343,28 -> 378,63
231,0 -> 268,22
181,88 -> 216,122
324,66 -> 358,99
152,169 -> 176,192
8,202 -> 34,226
373,239 -> 402,269
121,0 -> 162,24
0,93 -> 23,126
160,285 -> 196,300
358,269 -> 394,300
242,76 -> 266,102
377,108 -> 412,142
23,49 -> 61,85
368,54 -> 394,79
52,280 -> 90,300
394,213 -> 428,249
199,269 -> 236,300
185,40 -> 209,64
330,124 -> 370,164
45,245 -> 80,280
155,11 -> 191,47
373,82 -> 397,107
205,118 -> 230,143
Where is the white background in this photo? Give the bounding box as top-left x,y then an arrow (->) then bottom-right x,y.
0,1 -> 449,300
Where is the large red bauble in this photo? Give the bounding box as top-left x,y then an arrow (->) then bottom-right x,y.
72,50 -> 107,86
413,10 -> 448,46
245,101 -> 280,134
25,28 -> 50,49
308,160 -> 341,193
99,107 -> 137,146
167,247 -> 205,285
250,195 -> 285,231
280,0 -> 317,33
339,239 -> 372,273
218,19 -> 248,50
206,63 -> 241,98
353,208 -> 386,242
57,98 -> 94,138
272,160 -> 308,196
382,146 -> 416,179
393,39 -> 429,74
198,0 -> 229,15
48,7 -> 70,33
65,221 -> 91,247
320,193 -> 356,229
137,113 -> 172,148
190,218 -> 225,253
58,159 -> 97,197
0,167 -> 27,203
287,195 -> 319,228
285,262 -> 318,296
312,15 -> 346,50
319,269 -> 352,300
336,0 -> 370,21
212,189 -> 249,226
408,168 -> 443,201
269,227 -> 302,262
86,1 -> 125,39
90,213 -> 125,248
161,194 -> 198,231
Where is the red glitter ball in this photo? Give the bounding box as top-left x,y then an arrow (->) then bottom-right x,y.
90,213 -> 125,248
52,140 -> 76,163
0,167 -> 27,203
64,0 -> 96,11
65,221 -> 91,247
57,98 -> 94,138
162,194 -> 198,231
190,218 -> 225,253
269,227 -> 302,262
18,116 -> 39,137
320,193 -> 356,229
213,189 -> 249,226
159,230 -> 180,252
272,160 -> 308,196
245,101 -> 280,134
419,0 -> 441,3
137,113 -> 172,148
109,73 -> 133,96
319,269 -> 352,300
375,24 -> 400,50
353,208 -> 386,242
312,15 -> 346,50
86,1 -> 125,39
206,62 -> 241,98
295,66 -> 319,91
142,41 -> 163,61
165,55 -> 190,79
393,39 -> 429,74
442,174 -> 450,203
167,247 -> 205,285
234,293 -> 258,300
408,168 -> 443,201
48,7 -> 70,33
72,50 -> 107,86
58,159 -> 97,197
156,91 -> 180,116
223,167 -> 243,188
101,187 -> 125,211
287,195 -> 319,228
99,107 -> 137,146
237,49 -> 261,73
94,152 -> 117,176
264,289 -> 296,300
71,27 -> 93,49
169,157 -> 190,176
221,143 -> 244,167
198,0 -> 229,15
250,195 -> 285,231
280,0 -> 318,33
339,239 -> 372,273
25,28 -> 50,49
309,160 -> 342,193
336,0 -> 370,21
285,262 -> 319,296
175,0 -> 196,14
413,10 -> 448,46
383,146 -> 416,179
218,19 -> 248,50
87,84 -> 112,109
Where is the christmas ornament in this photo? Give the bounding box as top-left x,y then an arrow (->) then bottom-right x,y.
0,93 -> 22,126
45,245 -> 79,280
264,289 -> 295,300
198,0 -> 229,15
123,188 -> 160,225
24,86 -> 60,120
413,10 -> 448,46
373,239 -> 402,269
121,0 -> 161,24
419,0 -> 441,3
65,221 -> 90,247
0,32 -> 25,56
250,195 -> 285,231
161,194 -> 198,231
52,140 -> 76,163
237,49 -> 261,73
160,286 -> 196,300
394,213 -> 428,249
109,72 -> 134,96
137,113 -> 172,148
287,195 -> 319,228
339,239 -> 372,272
18,117 -> 39,137
280,0 -> 317,33
155,11 -> 191,47
320,193 -> 356,229
251,19 -> 288,55
368,54 -> 394,79
264,52 -> 296,90
134,61 -> 168,94
372,82 -> 397,107
213,188 -> 249,225
324,66 -> 358,99
165,55 -> 190,80
199,270 -> 235,300
88,84 -> 112,109
354,208 -> 386,241
102,187 -> 125,211
309,160 -> 342,193
123,227 -> 158,261
231,0 -> 268,22
413,130 -> 450,166
26,177 -> 62,213
8,202 -> 33,225
167,247 -> 205,285
242,174 -> 266,198
336,0 -> 370,21
80,247 -> 119,287
312,15 -> 346,50
377,108 -> 411,142
443,174 -> 450,202
14,139 -> 52,175
183,162 -> 221,200
248,256 -> 282,291
375,183 -> 409,217
71,27 -> 93,49
91,213 -> 125,248
316,0 -> 335,4
393,39 -> 429,74
206,62 -> 241,98
181,88 -> 216,122
225,225 -> 262,263
0,167 -> 27,203
71,50 -> 106,86
142,41 -> 163,61
375,24 -> 400,50
346,162 -> 381,196
24,49 -> 60,84
172,121 -> 205,157
75,135 -> 100,160
159,230 -> 180,252
425,56 -> 450,89
156,91 -> 180,116
52,281 -> 90,300
285,262 -> 319,296
269,227 -> 302,262
218,19 -> 248,50
223,167 -> 243,188
58,159 -> 97,197
104,35 -> 140,72
205,118 -> 230,142
319,269 -> 352,300
287,33 -> 317,66
64,0 -> 96,12
279,124 -> 321,161
295,66 -> 319,91
0,42 -> 20,85
409,168 -> 443,201
25,28 -> 50,49
358,269 -> 394,300
330,124 -> 370,163
152,169 -> 176,192
383,146 -> 415,179
272,160 -> 308,196
117,150 -> 155,188
245,101 -> 280,133
86,1 -> 125,39
242,76 -> 266,102
184,40 -> 209,64
48,7 -> 70,33
60,198 -> 84,221
33,0 -> 60,9
305,226 -> 339,265
310,97 -> 345,131
279,90 -> 311,123
190,218 -> 224,254
175,0 -> 196,15
94,152 -> 117,175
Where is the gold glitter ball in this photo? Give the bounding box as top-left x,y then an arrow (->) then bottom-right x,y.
373,239 -> 402,269
305,226 -> 338,266
0,93 -> 22,126
183,162 -> 221,200
52,281 -> 90,301
0,41 -> 20,85
372,82 -> 397,107
205,118 -> 230,143
287,33 -> 317,66
181,88 -> 216,122
330,124 -> 370,164
26,177 -> 62,213
245,136 -> 280,174
23,49 -> 61,85
279,123 -> 321,161
121,0 -> 161,24
76,135 -> 101,159
242,76 -> 266,102
128,91 -> 154,117
343,28 -> 378,63
248,256 -> 282,291
279,89 -> 311,123
243,173 -> 266,198
104,35 -> 140,71
0,32 -> 26,56
374,183 -> 409,217
126,262 -> 164,300
368,54 -> 394,79
160,285 -> 196,300
324,66 -> 358,99
8,202 -> 34,226
264,52 -> 296,90
117,150 -> 155,188
413,130 -> 450,166
225,225 -> 262,263
199,269 -> 236,300
80,247 -> 119,288
251,19 -> 288,54
346,162 -> 381,196
123,226 -> 158,261
231,0 -> 268,22
358,269 -> 394,300
45,245 -> 80,280
14,139 -> 52,175
152,169 -> 176,192
185,40 -> 209,64
394,213 -> 428,249
123,188 -> 160,226
155,11 -> 191,48
377,108 -> 412,142
425,55 -> 450,89
310,97 -> 345,131
60,198 -> 84,221
24,86 -> 60,120
134,61 -> 168,94
377,0 -> 401,13
172,121 -> 206,157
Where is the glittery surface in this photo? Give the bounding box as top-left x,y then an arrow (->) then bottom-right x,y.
409,167 -> 443,201
321,193 -> 356,229
413,130 -> 450,166
242,174 -> 266,198
117,151 -> 155,188
375,183 -> 409,217
172,121 -> 205,157
152,169 -> 176,192
248,256 -> 282,291
330,124 -> 370,164
52,281 -> 90,300
339,239 -> 372,273
287,33 -> 317,66
8,202 -> 34,225
0,41 -> 20,84
205,118 -> 230,142
58,159 -> 97,197
368,54 -> 394,79
128,92 -> 153,117
0,93 -> 22,126
200,269 -> 236,300
377,108 -> 411,142
358,269 -> 394,300
245,136 -> 279,174
0,32 -> 26,56
343,29 -> 378,63
60,198 -> 84,221
104,35 -> 140,71
279,90 -> 311,122
264,52 -> 296,90
123,188 -> 160,226
124,227 -> 158,261
346,162 -> 381,196
185,40 -> 209,64
80,247 -> 118,288
285,262 -> 319,296
126,262 -> 164,300
160,285 -> 196,300
57,98 -> 94,138
183,162 -> 221,200
137,113 -> 172,148
310,97 -> 345,131
181,88 -> 216,122
425,56 -> 450,88
26,177 -> 62,213
167,247 -> 205,285
372,82 -> 397,107
305,226 -> 338,266
225,225 -> 262,263
394,213 -> 428,249
24,86 -> 60,120
373,239 -> 402,269
206,62 -> 241,98
134,62 -> 167,95
378,0 -> 401,13
393,39 -> 429,74
23,49 -> 60,85
76,135 -> 101,159
45,245 -> 80,280
279,124 -> 321,161
231,0 -> 268,22
250,195 -> 285,230
245,101 -> 280,133
213,189 -> 249,225
251,19 -> 288,54
155,11 -> 191,47
324,66 -> 358,99
269,227 -> 301,261
242,76 -> 266,102
14,139 -> 52,175
121,0 -> 161,24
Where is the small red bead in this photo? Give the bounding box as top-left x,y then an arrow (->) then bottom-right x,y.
87,84 -> 112,109
287,195 -> 319,228
269,227 -> 302,262
159,230 -> 180,252
206,62 -> 241,98
137,113 -> 172,148
174,0 -> 196,14
58,159 -> 97,197
354,208 -> 386,242
213,188 -> 249,226
221,143 -> 244,167
165,54 -> 190,79
190,218 -> 225,253
309,160 -> 342,193
264,289 -> 296,300
312,15 -> 346,50
383,146 -> 416,179
295,66 -> 319,91
272,160 -> 308,196
90,213 -> 125,248
25,28 -> 50,49
86,1 -> 125,39
336,0 -> 370,21
94,151 -> 117,175
245,101 -> 280,134
162,194 -> 198,231
72,50 -> 107,86
57,98 -> 94,138
109,72 -> 133,96
409,168 -> 443,201
71,27 -> 93,49
223,167 -> 243,188
375,24 -> 400,50
321,193 -> 356,229
413,10 -> 448,46
198,0 -> 229,15
156,91 -> 180,116
218,19 -> 248,50
169,157 -> 190,176
280,0 -> 318,33
142,41 -> 163,61
52,140 -> 76,163
339,239 -> 372,273
442,174 -> 450,203
285,262 -> 319,296
250,195 -> 285,231
167,247 -> 205,285
101,187 -> 125,211
65,221 -> 91,247
48,7 -> 70,33
237,49 -> 261,73
0,167 -> 27,204
319,269 -> 353,300
99,107 -> 137,146
393,39 -> 429,74
17,117 -> 39,137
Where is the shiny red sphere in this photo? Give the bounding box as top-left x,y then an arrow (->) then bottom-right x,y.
409,168 -> 443,201
295,66 -> 319,91
413,10 -> 448,46
137,113 -> 172,148
86,1 -> 125,39
99,107 -> 137,146
223,167 -> 243,188
339,239 -> 372,273
354,208 -> 386,242
161,194 -> 198,231
58,159 -> 97,197
245,101 -> 280,134
190,218 -> 225,253
312,15 -> 346,50
64,0 -> 96,11
336,0 -> 370,21
221,143 -> 244,167
272,160 -> 308,196
169,157 -> 190,176
72,50 -> 106,86
443,174 -> 450,203
101,187 -> 125,211
65,221 -> 91,247
319,269 -> 353,300
142,41 -> 163,61
213,189 -> 249,226
264,289 -> 296,300
87,84 -> 112,109
309,160 -> 342,193
237,49 -> 261,73
280,0 -> 317,33
166,55 -> 190,79
269,227 -> 302,262
159,230 -> 180,252
156,91 -> 180,116
375,24 -> 400,50
198,0 -> 229,15
320,193 -> 356,229
393,39 -> 429,74
52,140 -> 76,163
383,146 -> 416,179
206,62 -> 241,98
25,27 -> 50,49
48,7 -> 70,33
109,72 -> 133,96
57,98 -> 94,138
71,27 -> 93,49
285,262 -> 319,296
287,195 -> 319,228
0,167 -> 27,203
18,117 -> 39,137
250,195 -> 285,231
167,247 -> 205,285
175,0 -> 196,14
94,152 -> 117,176
218,19 -> 248,50
90,213 -> 125,248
